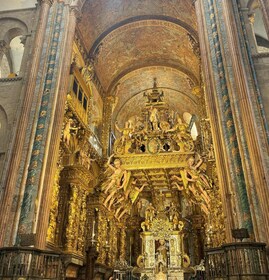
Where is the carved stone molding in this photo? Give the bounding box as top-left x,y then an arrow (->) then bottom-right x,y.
0,77 -> 22,82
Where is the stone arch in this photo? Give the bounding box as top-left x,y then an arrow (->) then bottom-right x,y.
0,18 -> 28,43
0,18 -> 28,77
246,0 -> 269,52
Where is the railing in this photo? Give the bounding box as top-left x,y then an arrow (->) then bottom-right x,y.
0,247 -> 64,280
205,242 -> 269,280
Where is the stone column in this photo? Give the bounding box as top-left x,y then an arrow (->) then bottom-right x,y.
0,0 -> 54,247
195,0 -> 268,242
16,0 -> 69,245
34,3 -> 81,249
222,0 -> 269,244
194,0 -> 236,242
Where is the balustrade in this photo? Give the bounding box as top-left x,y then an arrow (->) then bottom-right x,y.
0,247 -> 64,280
205,242 -> 269,280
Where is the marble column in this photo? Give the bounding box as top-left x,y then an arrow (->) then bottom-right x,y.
222,0 -> 269,244
194,0 -> 266,242
0,0 -> 54,247
34,2 -> 81,249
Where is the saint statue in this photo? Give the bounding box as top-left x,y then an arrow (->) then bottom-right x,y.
156,239 -> 168,272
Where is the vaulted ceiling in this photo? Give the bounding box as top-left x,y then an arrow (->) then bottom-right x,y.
77,0 -> 201,129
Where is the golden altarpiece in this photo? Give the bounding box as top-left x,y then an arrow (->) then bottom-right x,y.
44,54 -> 225,279
0,1 -> 269,280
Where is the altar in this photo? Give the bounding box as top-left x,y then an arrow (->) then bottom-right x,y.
136,201 -> 189,280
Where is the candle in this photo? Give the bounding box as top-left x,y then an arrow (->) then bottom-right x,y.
92,220 -> 95,239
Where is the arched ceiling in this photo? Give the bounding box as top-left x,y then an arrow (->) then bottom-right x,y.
78,0 -> 197,50
112,66 -> 198,131
77,0 -> 201,127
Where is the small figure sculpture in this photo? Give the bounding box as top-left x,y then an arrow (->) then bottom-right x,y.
145,203 -> 156,221
184,154 -> 212,191
63,118 -> 79,147
156,239 -> 168,271
155,190 -> 166,212
115,121 -> 132,145
136,198 -> 150,218
168,202 -> 180,222
167,116 -> 190,145
102,154 -> 129,194
182,154 -> 211,212
77,149 -> 96,170
149,107 -> 160,131
81,60 -> 94,87
125,179 -> 148,203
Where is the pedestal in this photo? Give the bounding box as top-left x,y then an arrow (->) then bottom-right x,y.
85,246 -> 99,280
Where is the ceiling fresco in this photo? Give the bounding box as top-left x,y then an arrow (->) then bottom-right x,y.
92,21 -> 200,91
78,0 -> 197,51
78,0 -> 200,130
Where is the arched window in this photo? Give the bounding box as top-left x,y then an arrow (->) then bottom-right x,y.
9,36 -> 24,75
183,112 -> 198,140
247,0 -> 269,53
0,18 -> 28,78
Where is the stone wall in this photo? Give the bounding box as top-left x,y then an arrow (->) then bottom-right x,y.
0,7 -> 37,191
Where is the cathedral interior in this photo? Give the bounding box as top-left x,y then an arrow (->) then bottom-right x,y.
0,0 -> 269,279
